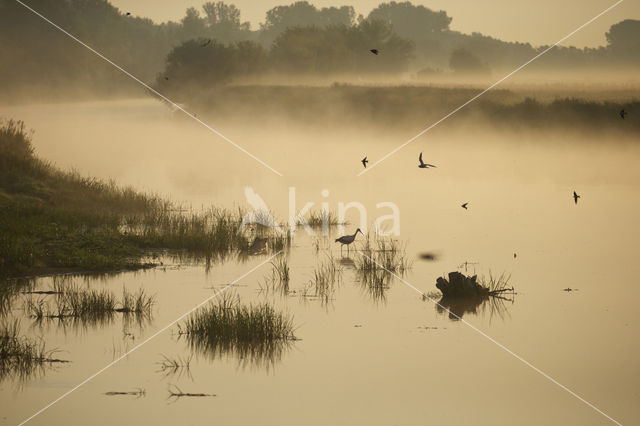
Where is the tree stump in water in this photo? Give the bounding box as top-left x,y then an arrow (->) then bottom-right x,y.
436,271 -> 489,298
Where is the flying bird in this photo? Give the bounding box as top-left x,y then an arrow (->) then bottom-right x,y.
418,152 -> 436,169
620,109 -> 628,119
202,39 -> 212,47
369,49 -> 379,55
461,203 -> 468,210
361,156 -> 368,168
335,228 -> 363,253
573,191 -> 580,204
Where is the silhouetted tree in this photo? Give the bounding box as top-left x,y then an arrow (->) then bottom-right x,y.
606,19 -> 640,62
158,39 -> 267,88
269,19 -> 413,74
260,1 -> 355,44
368,1 -> 451,40
202,2 -> 251,41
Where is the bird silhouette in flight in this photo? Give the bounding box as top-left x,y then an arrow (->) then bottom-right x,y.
573,191 -> 580,204
370,49 -> 379,55
202,39 -> 212,47
418,152 -> 436,169
620,109 -> 628,119
361,156 -> 368,168
461,202 -> 468,210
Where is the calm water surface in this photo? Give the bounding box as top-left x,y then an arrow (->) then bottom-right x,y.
1,99 -> 639,425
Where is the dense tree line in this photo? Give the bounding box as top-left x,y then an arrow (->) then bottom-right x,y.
0,0 -> 638,97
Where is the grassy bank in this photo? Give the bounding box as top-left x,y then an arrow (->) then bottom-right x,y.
0,119 -> 276,278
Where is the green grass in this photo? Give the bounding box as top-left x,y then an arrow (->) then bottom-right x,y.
178,294 -> 295,368
24,282 -> 154,325
0,119 -> 283,278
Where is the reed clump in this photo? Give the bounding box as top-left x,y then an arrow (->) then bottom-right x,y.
260,255 -> 290,295
0,320 -> 68,381
178,294 -> 296,368
305,210 -> 344,228
303,255 -> 342,305
25,282 -> 154,324
355,234 -> 410,275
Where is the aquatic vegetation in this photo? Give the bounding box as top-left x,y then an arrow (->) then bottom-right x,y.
178,294 -> 296,369
306,210 -> 344,229
25,282 -> 154,325
260,255 -> 291,295
304,255 -> 342,305
355,234 -> 411,275
0,320 -> 68,382
157,354 -> 192,379
0,120 -> 284,278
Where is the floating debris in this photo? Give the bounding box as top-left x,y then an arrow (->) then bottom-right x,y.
168,385 -> 215,399
104,388 -> 146,398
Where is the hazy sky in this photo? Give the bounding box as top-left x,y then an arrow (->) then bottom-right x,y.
109,0 -> 639,48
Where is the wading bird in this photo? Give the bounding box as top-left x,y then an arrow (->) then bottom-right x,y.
620,109 -> 628,119
418,152 -> 436,169
361,156 -> 368,168
335,228 -> 363,253
461,202 -> 468,210
370,49 -> 379,55
573,191 -> 580,204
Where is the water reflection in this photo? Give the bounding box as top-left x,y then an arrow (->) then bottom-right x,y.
180,335 -> 294,372
435,294 -> 514,321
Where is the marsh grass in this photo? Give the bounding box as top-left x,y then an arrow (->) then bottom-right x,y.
354,234 -> 409,301
260,255 -> 290,295
0,320 -> 68,382
305,210 -> 344,228
303,254 -> 342,305
0,120 -> 284,277
25,282 -> 154,325
178,294 -> 296,369
356,234 -> 410,275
